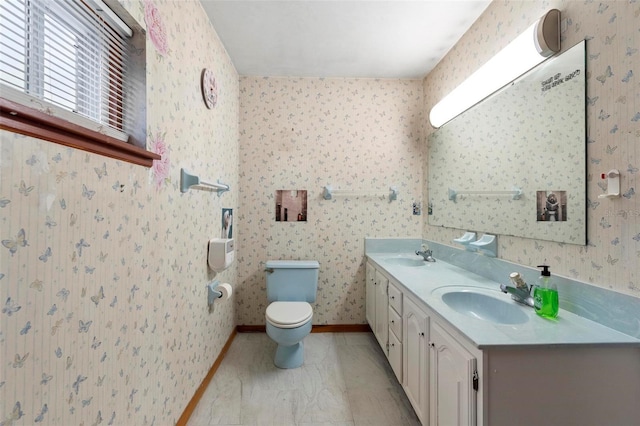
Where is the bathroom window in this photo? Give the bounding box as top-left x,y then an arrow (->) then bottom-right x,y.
0,0 -> 157,167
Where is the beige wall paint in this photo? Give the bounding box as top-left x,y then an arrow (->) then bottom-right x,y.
423,0 -> 639,298
0,0 -> 239,423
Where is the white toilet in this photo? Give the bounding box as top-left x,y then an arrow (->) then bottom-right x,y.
265,260 -> 319,369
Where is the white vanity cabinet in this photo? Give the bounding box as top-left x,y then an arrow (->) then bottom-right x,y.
365,262 -> 376,329
374,270 -> 389,349
429,321 -> 478,426
402,295 -> 430,425
387,282 -> 403,382
366,262 -> 389,351
367,261 -> 482,426
366,252 -> 640,426
366,262 -> 403,381
422,305 -> 640,426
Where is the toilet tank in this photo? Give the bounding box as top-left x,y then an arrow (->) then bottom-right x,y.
266,260 -> 319,303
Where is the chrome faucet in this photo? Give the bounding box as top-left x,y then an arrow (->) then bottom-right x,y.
499,282 -> 534,307
415,248 -> 436,262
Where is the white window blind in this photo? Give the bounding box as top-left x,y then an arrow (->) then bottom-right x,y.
0,0 -> 144,143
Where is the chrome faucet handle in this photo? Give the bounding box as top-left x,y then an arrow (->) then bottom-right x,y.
416,249 -> 436,262
500,283 -> 534,307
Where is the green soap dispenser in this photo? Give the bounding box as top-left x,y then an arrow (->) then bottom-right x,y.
533,264 -> 559,318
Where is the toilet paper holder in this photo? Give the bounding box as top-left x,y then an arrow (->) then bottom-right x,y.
207,280 -> 233,310
207,280 -> 225,305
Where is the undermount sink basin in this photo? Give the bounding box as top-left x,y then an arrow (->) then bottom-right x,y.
432,287 -> 529,325
384,257 -> 425,267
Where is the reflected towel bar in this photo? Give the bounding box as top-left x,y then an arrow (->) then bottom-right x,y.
448,187 -> 522,202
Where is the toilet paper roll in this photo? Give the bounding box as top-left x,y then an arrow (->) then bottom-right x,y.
217,283 -> 233,301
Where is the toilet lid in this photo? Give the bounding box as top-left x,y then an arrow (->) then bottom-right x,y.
266,302 -> 313,329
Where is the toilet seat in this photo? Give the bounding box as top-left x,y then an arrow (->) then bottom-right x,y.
266,301 -> 313,329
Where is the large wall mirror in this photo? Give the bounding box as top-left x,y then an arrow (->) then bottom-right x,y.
428,41 -> 586,245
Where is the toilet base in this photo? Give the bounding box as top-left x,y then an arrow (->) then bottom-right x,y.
266,319 -> 312,369
274,341 -> 304,369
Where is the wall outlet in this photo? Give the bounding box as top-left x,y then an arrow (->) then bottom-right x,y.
412,201 -> 421,215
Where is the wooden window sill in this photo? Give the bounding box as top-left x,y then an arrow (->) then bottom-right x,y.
0,97 -> 160,168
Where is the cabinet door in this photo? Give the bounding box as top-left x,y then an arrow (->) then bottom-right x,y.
388,329 -> 403,382
430,321 -> 477,426
374,270 -> 389,350
365,262 -> 376,330
403,297 -> 429,424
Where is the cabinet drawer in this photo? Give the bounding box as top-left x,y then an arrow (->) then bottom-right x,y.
389,305 -> 402,338
388,329 -> 402,382
388,283 -> 402,313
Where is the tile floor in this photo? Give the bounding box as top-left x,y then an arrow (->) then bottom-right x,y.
188,332 -> 421,426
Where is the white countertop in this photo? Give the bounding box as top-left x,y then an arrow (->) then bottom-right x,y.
366,252 -> 640,349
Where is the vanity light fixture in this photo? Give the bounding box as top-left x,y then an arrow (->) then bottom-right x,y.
429,9 -> 560,128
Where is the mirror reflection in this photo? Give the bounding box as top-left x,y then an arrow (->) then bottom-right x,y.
428,41 -> 586,245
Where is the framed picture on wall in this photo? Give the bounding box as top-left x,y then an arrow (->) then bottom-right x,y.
275,190 -> 307,222
222,208 -> 233,237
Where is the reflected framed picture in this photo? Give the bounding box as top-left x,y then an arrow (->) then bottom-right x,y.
275,190 -> 307,222
536,191 -> 567,222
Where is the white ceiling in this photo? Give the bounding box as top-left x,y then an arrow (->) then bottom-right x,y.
199,1 -> 491,79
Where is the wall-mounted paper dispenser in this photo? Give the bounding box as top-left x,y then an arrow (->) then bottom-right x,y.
598,169 -> 620,199
208,238 -> 234,271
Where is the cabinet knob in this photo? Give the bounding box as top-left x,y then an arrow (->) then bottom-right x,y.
419,332 -> 425,337
429,342 -> 435,347
391,320 -> 395,324
391,296 -> 395,299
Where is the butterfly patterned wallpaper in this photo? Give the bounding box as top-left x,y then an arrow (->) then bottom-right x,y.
423,0 -> 639,298
1,0 -> 239,424
2,0 -> 639,424
236,78 -> 424,325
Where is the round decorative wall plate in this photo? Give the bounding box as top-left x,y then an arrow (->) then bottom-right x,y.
201,68 -> 218,109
